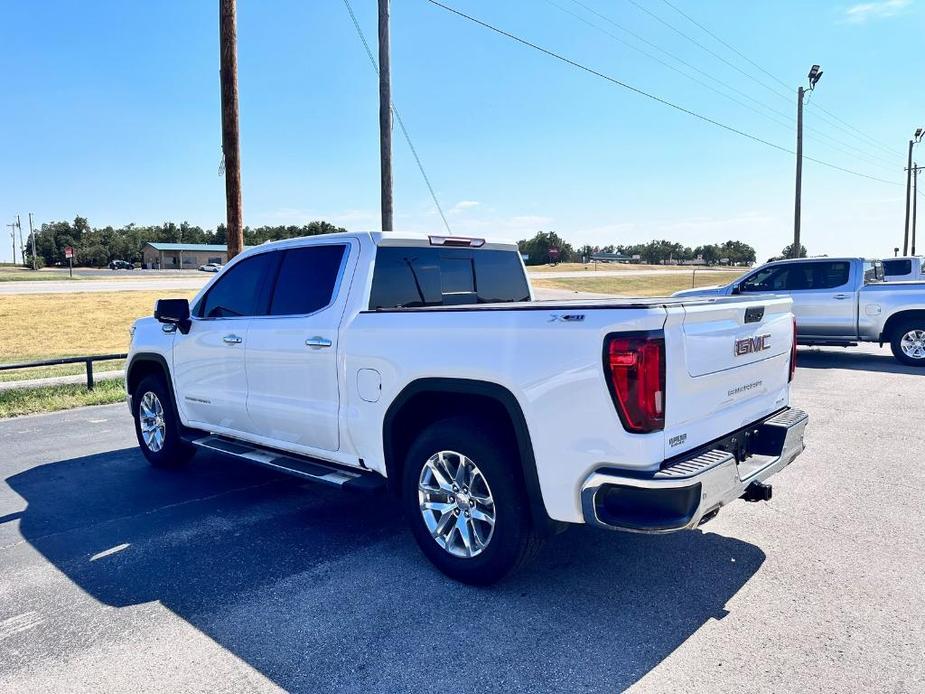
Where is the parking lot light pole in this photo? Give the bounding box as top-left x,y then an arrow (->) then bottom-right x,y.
793,65 -> 823,259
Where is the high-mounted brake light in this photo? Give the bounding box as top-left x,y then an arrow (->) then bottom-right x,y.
428,235 -> 486,248
789,318 -> 797,382
604,333 -> 665,433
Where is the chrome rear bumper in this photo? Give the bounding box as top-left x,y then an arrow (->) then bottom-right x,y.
580,408 -> 808,533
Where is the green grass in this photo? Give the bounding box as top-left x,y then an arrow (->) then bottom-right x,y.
0,270 -> 79,281
0,378 -> 126,419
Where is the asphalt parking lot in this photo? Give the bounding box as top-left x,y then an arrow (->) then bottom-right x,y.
0,344 -> 922,693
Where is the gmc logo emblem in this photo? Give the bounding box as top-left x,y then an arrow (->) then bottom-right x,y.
735,334 -> 771,356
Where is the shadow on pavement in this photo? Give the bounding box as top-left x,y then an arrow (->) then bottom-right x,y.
796,346 -> 923,375
6,448 -> 766,692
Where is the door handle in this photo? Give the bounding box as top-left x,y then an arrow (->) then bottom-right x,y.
223,334 -> 243,344
833,294 -> 850,300
305,336 -> 333,349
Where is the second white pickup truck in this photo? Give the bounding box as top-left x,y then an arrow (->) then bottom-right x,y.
127,232 -> 808,584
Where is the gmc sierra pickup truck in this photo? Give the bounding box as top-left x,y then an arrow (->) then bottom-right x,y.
127,232 -> 808,584
676,257 -> 925,365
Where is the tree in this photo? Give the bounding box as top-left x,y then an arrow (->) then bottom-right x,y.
779,243 -> 808,260
24,216 -> 348,267
517,231 -> 576,265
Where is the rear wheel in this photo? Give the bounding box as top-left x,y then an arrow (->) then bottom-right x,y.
890,319 -> 925,366
132,374 -> 195,467
402,417 -> 543,585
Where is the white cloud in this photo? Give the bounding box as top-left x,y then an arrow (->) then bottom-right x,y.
843,0 -> 912,23
448,200 -> 481,215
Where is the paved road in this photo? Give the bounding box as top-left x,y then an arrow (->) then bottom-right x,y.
0,344 -> 922,692
0,276 -> 210,295
0,268 -> 738,295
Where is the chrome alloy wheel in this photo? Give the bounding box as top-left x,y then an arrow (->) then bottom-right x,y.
418,450 -> 496,558
139,391 -> 166,452
900,329 -> 925,360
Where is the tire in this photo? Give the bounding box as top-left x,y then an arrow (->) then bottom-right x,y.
132,374 -> 195,468
402,416 -> 544,585
889,318 -> 925,366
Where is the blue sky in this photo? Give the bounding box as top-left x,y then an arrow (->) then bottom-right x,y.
1,0 -> 923,263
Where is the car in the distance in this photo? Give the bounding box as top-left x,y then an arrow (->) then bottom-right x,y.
198,262 -> 223,272
883,256 -> 924,282
108,259 -> 134,270
674,256 -> 925,365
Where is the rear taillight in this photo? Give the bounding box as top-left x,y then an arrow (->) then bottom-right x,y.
604,333 -> 665,433
789,318 -> 797,382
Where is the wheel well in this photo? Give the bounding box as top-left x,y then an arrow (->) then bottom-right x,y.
383,379 -> 556,535
126,356 -> 169,399
881,310 -> 925,342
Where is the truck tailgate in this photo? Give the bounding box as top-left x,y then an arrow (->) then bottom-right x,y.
662,296 -> 793,459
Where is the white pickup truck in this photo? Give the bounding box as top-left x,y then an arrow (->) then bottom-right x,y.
127,232 -> 808,584
676,257 -> 925,365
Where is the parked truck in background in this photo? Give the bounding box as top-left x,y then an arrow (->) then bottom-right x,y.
675,257 -> 925,365
883,256 -> 924,282
126,232 -> 808,584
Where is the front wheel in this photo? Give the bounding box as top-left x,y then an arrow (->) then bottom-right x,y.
402,417 -> 543,585
890,319 -> 925,366
132,374 -> 195,467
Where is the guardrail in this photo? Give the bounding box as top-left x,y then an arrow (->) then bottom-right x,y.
0,353 -> 127,390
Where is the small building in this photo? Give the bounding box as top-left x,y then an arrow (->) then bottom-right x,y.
142,243 -> 230,270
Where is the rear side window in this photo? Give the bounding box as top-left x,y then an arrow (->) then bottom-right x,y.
197,252 -> 278,318
368,246 -> 530,309
883,259 -> 911,277
269,245 -> 347,316
805,261 -> 850,289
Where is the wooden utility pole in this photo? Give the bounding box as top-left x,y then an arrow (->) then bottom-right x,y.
219,0 -> 244,259
792,85 -> 804,259
903,139 -> 914,255
28,213 -> 36,270
913,163 -> 920,256
6,223 -> 17,265
16,215 -> 24,265
378,0 -> 394,231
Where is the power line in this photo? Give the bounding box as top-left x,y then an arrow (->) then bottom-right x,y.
343,0 -> 452,233
657,0 -> 790,91
424,0 -> 902,186
622,0 -> 792,103
551,0 -> 900,172
654,0 -> 906,162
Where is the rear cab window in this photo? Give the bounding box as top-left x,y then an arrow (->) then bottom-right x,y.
368,246 -> 530,309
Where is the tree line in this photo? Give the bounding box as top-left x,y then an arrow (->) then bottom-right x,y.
517,231 -> 758,266
24,217 -> 345,268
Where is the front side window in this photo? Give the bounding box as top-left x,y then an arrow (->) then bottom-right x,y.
197,252 -> 278,318
268,245 -> 347,316
740,266 -> 790,292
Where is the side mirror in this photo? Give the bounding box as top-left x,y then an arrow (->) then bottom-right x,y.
154,298 -> 191,334
731,284 -> 742,295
